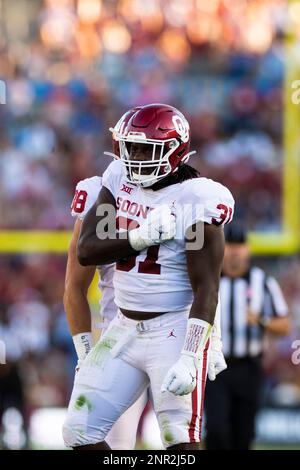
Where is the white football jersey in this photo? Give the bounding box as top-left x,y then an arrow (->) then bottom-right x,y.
102,159 -> 235,313
71,176 -> 116,322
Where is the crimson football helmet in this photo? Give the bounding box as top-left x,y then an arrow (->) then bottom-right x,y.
112,103 -> 194,187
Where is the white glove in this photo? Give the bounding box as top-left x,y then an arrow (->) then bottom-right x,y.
129,204 -> 176,251
208,336 -> 227,381
72,332 -> 93,373
161,318 -> 212,396
161,354 -> 197,396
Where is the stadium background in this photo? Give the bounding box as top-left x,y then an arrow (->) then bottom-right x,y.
0,0 -> 300,449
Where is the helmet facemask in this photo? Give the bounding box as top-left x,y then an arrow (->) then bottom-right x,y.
118,132 -> 180,188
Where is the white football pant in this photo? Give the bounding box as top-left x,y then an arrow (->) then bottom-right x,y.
63,310 -> 209,448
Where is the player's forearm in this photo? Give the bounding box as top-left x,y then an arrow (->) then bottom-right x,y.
63,287 -> 92,336
189,284 -> 220,325
77,232 -> 137,266
77,186 -> 137,265
78,189 -> 176,266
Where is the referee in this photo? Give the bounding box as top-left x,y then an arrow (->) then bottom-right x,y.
204,223 -> 290,450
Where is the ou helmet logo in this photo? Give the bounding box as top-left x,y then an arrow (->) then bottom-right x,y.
172,115 -> 190,143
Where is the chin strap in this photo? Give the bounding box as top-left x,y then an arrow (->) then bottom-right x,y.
181,150 -> 197,165
103,151 -> 119,159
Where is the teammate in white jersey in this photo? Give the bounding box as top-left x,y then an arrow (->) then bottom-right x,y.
65,179 -> 148,450
64,109 -> 149,450
63,103 -> 234,450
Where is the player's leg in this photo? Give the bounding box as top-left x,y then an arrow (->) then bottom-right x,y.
147,311 -> 209,450
106,388 -> 148,450
62,320 -> 149,449
63,355 -> 148,450
93,315 -> 148,450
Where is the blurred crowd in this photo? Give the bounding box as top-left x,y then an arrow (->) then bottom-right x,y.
0,0 -> 300,448
0,0 -> 288,231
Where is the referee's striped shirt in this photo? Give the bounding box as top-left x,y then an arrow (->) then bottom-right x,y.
220,266 -> 288,359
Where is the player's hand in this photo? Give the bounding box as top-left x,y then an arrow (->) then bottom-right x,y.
129,204 -> 176,251
160,354 -> 197,396
208,337 -> 227,381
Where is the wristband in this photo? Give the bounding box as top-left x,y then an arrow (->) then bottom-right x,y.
182,318 -> 212,360
72,332 -> 93,360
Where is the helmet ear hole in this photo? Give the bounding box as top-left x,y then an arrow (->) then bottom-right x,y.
164,139 -> 178,157
168,140 -> 177,150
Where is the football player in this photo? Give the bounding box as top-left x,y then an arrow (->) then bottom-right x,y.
63,103 -> 233,450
